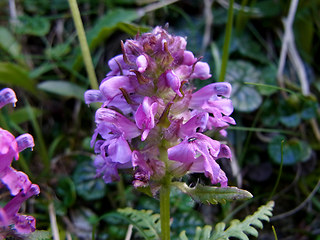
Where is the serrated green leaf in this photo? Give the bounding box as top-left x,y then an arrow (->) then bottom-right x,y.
181,201 -> 274,240
211,201 -> 274,240
37,80 -> 86,100
0,62 -> 36,94
104,208 -> 161,240
172,182 -> 253,205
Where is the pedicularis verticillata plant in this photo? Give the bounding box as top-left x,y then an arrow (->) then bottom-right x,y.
85,26 -> 274,240
0,88 -> 40,239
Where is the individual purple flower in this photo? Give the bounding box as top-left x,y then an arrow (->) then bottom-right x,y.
168,133 -> 229,187
136,55 -> 148,73
99,76 -> 136,106
106,54 -> 130,76
135,97 -> 159,141
84,90 -> 106,105
93,155 -> 121,183
0,88 -> 17,109
191,62 -> 212,80
164,70 -> 182,97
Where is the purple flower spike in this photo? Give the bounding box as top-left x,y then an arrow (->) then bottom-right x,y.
0,88 -> 17,109
135,97 -> 158,141
85,26 -> 235,187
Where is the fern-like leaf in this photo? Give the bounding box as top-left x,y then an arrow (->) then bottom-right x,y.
114,207 -> 161,240
211,201 -> 274,240
172,182 -> 253,205
179,201 -> 275,240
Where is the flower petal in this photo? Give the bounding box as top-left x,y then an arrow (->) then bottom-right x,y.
0,88 -> 17,109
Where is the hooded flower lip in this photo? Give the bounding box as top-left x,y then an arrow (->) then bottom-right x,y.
84,90 -> 106,105
165,69 -> 182,97
95,108 -> 140,140
190,82 -> 235,130
107,54 -> 130,76
136,54 -> 148,73
15,134 -> 34,153
191,62 -> 212,80
190,82 -> 232,108
0,88 -> 17,109
99,76 -> 135,105
135,97 -> 159,141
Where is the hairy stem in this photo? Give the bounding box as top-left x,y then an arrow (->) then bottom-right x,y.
68,0 -> 99,90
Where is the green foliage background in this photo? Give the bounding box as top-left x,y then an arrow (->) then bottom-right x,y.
0,0 -> 319,239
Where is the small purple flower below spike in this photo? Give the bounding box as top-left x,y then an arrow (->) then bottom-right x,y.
0,88 -> 39,236
0,88 -> 17,109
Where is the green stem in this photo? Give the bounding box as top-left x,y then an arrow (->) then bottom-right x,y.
159,144 -> 171,240
218,0 -> 234,82
68,0 -> 99,90
160,180 -> 171,240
